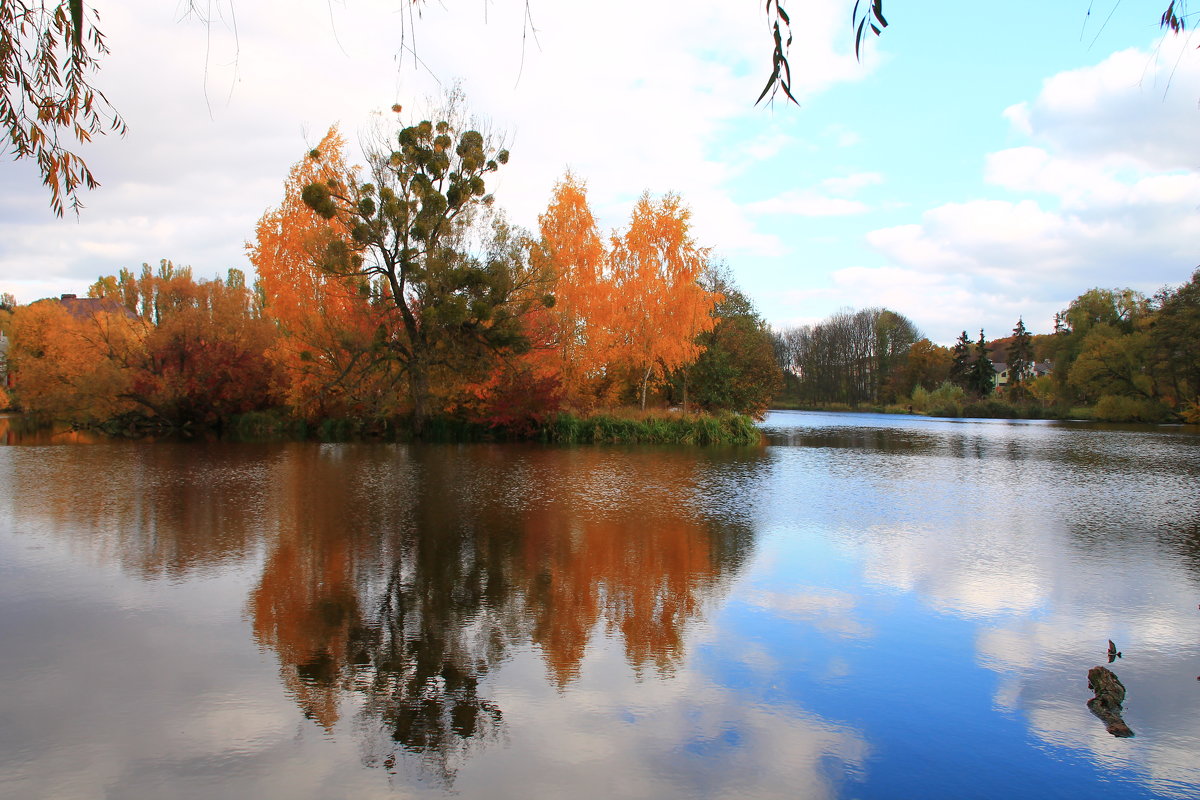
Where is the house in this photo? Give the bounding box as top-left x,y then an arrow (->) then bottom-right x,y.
57,293 -> 137,321
991,359 -> 1053,389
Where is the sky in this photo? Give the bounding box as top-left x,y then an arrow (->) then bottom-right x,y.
1,0 -> 1198,345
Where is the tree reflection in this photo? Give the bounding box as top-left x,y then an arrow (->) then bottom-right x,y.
248,444 -> 759,784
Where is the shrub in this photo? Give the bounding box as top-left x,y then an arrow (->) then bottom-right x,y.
1092,395 -> 1173,423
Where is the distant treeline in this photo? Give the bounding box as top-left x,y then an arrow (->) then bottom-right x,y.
772,269 -> 1200,424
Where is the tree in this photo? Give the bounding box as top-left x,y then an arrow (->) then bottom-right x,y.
949,330 -> 973,389
890,337 -> 951,400
4,295 -> 136,422
1007,317 -> 1034,395
968,329 -> 994,396
608,191 -> 717,409
682,265 -> 781,417
302,100 -> 551,435
533,171 -> 614,410
85,262 -> 282,427
251,127 -> 398,421
1149,268 -> 1200,414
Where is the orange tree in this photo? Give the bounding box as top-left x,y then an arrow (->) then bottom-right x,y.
608,192 -> 717,409
250,127 -> 399,421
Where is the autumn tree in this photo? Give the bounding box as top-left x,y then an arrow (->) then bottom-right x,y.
4,296 -> 136,422
302,100 -> 550,435
533,171 -> 614,410
890,338 -> 951,400
608,191 -> 717,409
251,127 -> 398,421
83,263 -> 282,428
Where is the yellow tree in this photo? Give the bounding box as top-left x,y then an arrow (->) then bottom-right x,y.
250,127 -> 397,421
609,192 -> 717,409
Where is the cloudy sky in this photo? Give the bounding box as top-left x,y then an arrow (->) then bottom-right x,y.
1,0 -> 1197,344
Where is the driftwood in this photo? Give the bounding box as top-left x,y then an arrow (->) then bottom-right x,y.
1087,665 -> 1134,738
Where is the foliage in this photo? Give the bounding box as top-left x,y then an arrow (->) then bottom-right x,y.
8,263 -> 281,429
301,98 -> 551,435
609,191 -> 717,409
890,338 -> 951,399
1,0 -> 126,215
775,306 -> 919,406
682,266 -> 780,418
4,297 -> 134,422
1148,267 -> 1200,411
532,172 -> 613,410
251,127 -> 399,422
544,411 -> 761,446
968,329 -> 994,396
910,380 -> 965,417
1092,394 -> 1173,423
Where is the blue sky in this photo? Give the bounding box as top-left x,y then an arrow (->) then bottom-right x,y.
1,0 -> 1197,344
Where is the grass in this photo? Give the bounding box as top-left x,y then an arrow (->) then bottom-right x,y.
541,410 -> 762,445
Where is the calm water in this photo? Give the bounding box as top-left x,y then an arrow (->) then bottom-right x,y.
2,411 -> 1199,799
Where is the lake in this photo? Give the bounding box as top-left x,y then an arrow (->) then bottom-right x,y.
2,410 -> 1198,799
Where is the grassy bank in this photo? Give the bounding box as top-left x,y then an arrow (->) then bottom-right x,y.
123,408 -> 766,446
541,410 -> 762,445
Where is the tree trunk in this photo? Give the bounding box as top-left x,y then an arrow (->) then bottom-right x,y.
409,355 -> 431,438
640,365 -> 653,410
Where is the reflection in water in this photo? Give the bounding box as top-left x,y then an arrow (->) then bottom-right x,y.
0,414 -> 103,445
3,413 -> 1200,799
245,445 -> 757,783
6,442 -> 272,579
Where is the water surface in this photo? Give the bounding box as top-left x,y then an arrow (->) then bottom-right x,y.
2,411 -> 1198,798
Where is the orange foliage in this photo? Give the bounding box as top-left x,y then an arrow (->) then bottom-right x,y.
534,172 -> 616,410
250,127 -> 397,421
5,297 -> 138,422
609,191 -> 718,408
85,262 -> 281,425
533,175 -> 720,411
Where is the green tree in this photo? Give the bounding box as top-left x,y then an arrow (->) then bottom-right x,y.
302,101 -> 550,435
1149,268 -> 1200,415
949,330 -> 972,389
682,267 -> 781,417
1068,324 -> 1153,403
968,329 -> 994,396
1007,317 -> 1034,395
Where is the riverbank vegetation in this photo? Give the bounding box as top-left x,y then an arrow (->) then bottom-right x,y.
0,107 -> 778,444
772,269 -> 1200,424
1,97 -> 1195,434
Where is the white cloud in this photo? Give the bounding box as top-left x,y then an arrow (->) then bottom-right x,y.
854,37 -> 1200,341
0,0 -> 869,303
749,191 -> 870,217
822,172 -> 884,196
